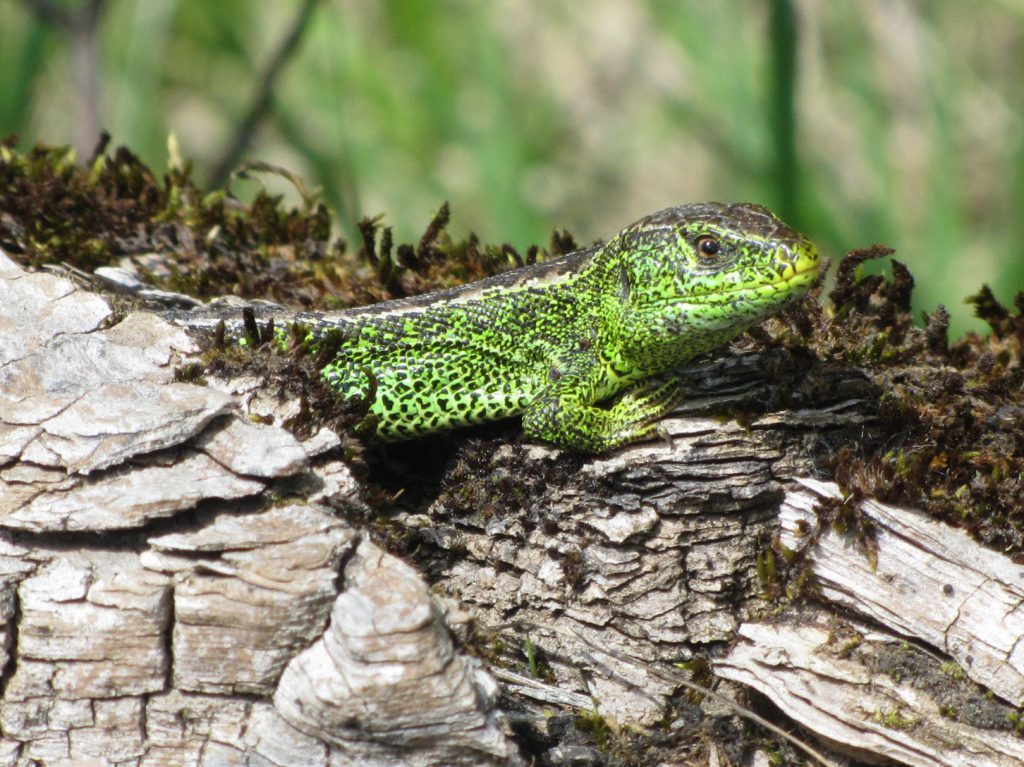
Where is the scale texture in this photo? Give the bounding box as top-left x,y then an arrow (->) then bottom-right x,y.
291,202 -> 820,451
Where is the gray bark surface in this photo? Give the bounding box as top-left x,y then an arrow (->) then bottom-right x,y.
718,479 -> 1024,766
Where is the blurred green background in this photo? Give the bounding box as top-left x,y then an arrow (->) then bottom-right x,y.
2,0 -> 1023,335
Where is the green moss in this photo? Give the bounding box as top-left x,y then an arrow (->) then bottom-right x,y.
1007,710 -> 1024,735
575,709 -> 616,752
940,662 -> 964,680
873,707 -> 916,730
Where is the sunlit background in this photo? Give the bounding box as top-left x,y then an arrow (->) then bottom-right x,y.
2,0 -> 1023,335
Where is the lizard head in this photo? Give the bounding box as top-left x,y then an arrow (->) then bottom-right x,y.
608,202 -> 820,373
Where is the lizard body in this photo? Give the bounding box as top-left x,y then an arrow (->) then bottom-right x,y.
255,202 -> 819,451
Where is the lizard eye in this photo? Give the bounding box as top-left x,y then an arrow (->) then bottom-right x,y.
696,235 -> 721,259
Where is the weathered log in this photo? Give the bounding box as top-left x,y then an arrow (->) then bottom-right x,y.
1,247 -> 1021,766
1,249 -> 523,766
718,479 -> 1024,767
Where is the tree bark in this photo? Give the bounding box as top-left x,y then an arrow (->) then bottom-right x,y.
1,248 -> 1020,766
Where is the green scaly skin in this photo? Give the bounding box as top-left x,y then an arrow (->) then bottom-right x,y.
282,202 -> 820,452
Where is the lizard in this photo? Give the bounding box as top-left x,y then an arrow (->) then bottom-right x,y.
178,202 -> 820,452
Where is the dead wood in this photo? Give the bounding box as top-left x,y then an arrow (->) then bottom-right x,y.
1,247 -> 1022,767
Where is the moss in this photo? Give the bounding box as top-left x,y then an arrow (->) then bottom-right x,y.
756,545 -> 779,594
1006,710 -> 1024,736
872,707 -> 916,730
868,641 -> 1014,731
575,709 -> 616,752
792,246 -> 1024,554
0,137 -> 551,313
940,661 -> 965,680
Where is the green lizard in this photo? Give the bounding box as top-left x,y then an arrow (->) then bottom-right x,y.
248,202 -> 819,452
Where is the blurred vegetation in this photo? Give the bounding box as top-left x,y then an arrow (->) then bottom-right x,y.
1,0 -> 1023,335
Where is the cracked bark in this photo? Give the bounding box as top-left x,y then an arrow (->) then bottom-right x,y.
1,248 -> 1021,766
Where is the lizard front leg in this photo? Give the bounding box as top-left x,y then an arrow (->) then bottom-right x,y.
522,367 -> 683,452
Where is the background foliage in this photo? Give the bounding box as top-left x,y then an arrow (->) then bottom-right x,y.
2,0 -> 1023,334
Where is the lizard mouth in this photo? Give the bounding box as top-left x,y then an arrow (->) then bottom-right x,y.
770,257 -> 820,290
765,239 -> 821,288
